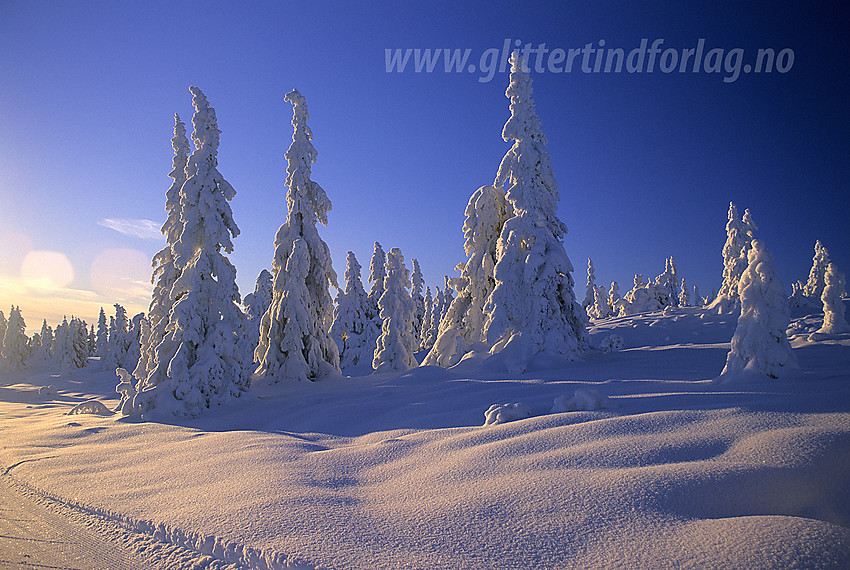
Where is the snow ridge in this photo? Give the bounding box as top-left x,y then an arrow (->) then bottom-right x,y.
4,474 -> 314,570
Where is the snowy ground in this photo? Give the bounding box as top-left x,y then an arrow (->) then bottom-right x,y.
1,306 -> 849,569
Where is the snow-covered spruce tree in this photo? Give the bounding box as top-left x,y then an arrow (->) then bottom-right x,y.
420,286 -> 433,350
95,308 -> 108,359
373,247 -> 417,372
482,52 -> 588,370
330,251 -> 378,372
422,285 -> 443,351
424,184 -> 509,367
619,274 -> 661,316
679,277 -> 690,307
367,241 -> 387,322
718,240 -> 797,381
693,285 -> 702,307
135,86 -> 251,418
817,262 -> 849,334
3,306 -> 27,367
608,281 -> 622,315
710,203 -> 757,313
135,113 -> 191,384
653,257 -> 679,308
583,259 -> 596,310
588,284 -> 612,320
255,88 -> 339,382
33,319 -> 53,361
71,317 -> 90,365
243,269 -> 273,356
410,258 -> 426,341
803,240 -> 831,299
0,311 -> 6,360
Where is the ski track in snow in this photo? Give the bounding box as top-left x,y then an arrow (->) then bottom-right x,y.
1,474 -> 311,570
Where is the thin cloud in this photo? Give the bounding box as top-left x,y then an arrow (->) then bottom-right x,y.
98,218 -> 163,240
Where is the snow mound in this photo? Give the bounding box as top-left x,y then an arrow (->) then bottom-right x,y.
38,385 -> 55,396
67,400 -> 113,416
599,334 -> 624,352
483,402 -> 531,426
552,388 -> 614,412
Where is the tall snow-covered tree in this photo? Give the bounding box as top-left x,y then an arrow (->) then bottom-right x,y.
34,319 -> 53,361
482,52 -> 588,371
583,259 -> 596,310
367,241 -> 387,321
255,88 -> 339,382
54,316 -> 87,369
420,286 -> 433,351
135,86 -> 251,418
410,258 -> 426,340
817,262 -> 849,335
803,240 -> 831,299
424,185 -> 509,367
718,240 -> 797,381
679,277 -> 690,307
95,308 -> 108,359
608,281 -> 622,315
135,113 -> 191,383
330,251 -> 378,372
3,306 -> 27,367
373,248 -> 417,372
243,269 -> 273,355
710,203 -> 757,313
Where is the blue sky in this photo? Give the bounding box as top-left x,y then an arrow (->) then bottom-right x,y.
1,0 -> 847,329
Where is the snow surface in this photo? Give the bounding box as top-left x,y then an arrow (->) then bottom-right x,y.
2,305 -> 849,569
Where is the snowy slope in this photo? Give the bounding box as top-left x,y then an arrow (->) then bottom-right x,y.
1,306 -> 849,569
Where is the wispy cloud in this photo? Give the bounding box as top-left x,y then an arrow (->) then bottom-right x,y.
98,218 -> 163,240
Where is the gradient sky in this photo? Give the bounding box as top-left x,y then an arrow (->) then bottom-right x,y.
1,0 -> 847,331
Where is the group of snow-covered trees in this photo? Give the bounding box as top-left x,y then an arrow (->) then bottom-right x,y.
7,53 -> 846,416
0,304 -> 142,371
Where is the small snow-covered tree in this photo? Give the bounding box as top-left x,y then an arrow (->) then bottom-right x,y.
710,203 -> 757,312
70,317 -> 89,367
583,259 -> 596,310
331,251 -> 378,372
424,184 -> 509,367
35,320 -> 53,360
608,281 -> 622,315
367,241 -> 387,321
817,263 -> 849,334
3,306 -> 27,367
420,286 -> 433,351
718,240 -> 797,381
693,285 -> 702,307
54,316 -> 87,369
0,311 -> 6,360
619,274 -> 661,316
587,284 -> 612,320
410,258 -> 426,340
135,86 -> 251,417
243,269 -> 273,355
422,286 -> 443,351
255,88 -> 339,382
482,52 -> 588,370
803,240 -> 831,299
95,308 -> 108,359
136,113 -> 191,383
653,257 -> 679,308
679,277 -> 690,307
373,248 -> 417,372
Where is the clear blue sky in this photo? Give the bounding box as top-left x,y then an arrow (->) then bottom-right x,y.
1,0 -> 847,329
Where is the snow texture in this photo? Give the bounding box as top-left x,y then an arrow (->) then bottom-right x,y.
552,389 -> 614,412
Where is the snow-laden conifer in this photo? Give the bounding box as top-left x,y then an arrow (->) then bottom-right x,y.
803,240 -> 831,299
34,320 -> 53,361
368,241 -> 387,320
619,274 -> 662,316
243,269 -> 273,355
331,251 -> 378,372
653,257 -> 679,308
135,87 -> 250,417
693,285 -> 702,307
482,52 -> 588,371
410,258 -> 426,340
718,240 -> 797,381
255,89 -> 339,381
0,311 -> 6,359
3,306 -> 27,367
420,286 -> 433,350
710,203 -> 757,312
679,277 -> 690,307
817,263 -> 849,335
373,248 -> 417,372
135,114 -> 191,383
95,308 -> 108,359
608,282 -> 622,315
588,284 -> 612,319
583,259 -> 596,310
424,185 -> 509,367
